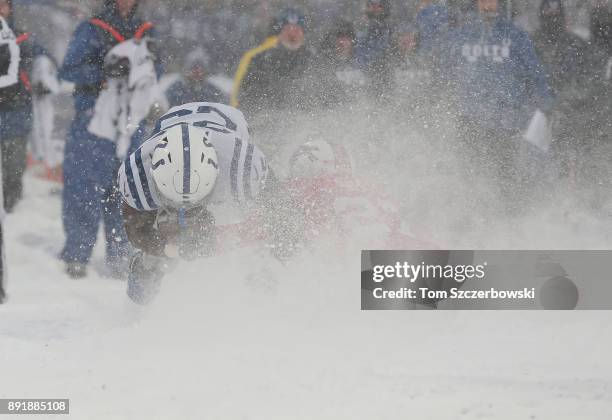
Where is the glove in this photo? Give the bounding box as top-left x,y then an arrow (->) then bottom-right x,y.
177,207 -> 217,260
154,207 -> 216,260
104,56 -> 130,79
155,209 -> 180,242
32,82 -> 52,96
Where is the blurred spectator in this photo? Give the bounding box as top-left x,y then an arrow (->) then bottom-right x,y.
318,19 -> 365,106
582,5 -> 612,201
590,3 -> 612,54
415,1 -> 450,87
231,7 -> 313,117
449,0 -> 551,199
355,0 -> 394,99
533,0 -> 585,95
447,0 -> 475,27
150,1 -> 258,76
166,48 -> 227,107
564,4 -> 612,190
575,5 -> 612,145
0,0 -> 50,212
390,23 -> 435,108
58,0 -> 160,279
415,0 -> 450,52
0,141 -> 4,303
532,1 -> 588,181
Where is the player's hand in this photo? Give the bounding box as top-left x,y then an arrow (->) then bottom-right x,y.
163,243 -> 180,259
155,210 -> 180,243
178,207 -> 216,260
32,82 -> 52,96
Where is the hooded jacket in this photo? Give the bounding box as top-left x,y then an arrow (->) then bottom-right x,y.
0,6 -> 51,142
59,0 -> 159,112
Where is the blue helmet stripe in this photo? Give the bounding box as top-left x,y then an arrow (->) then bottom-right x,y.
192,121 -> 231,133
135,148 -> 156,210
181,123 -> 191,195
119,165 -> 137,209
196,106 -> 238,131
153,109 -> 193,134
124,157 -> 144,210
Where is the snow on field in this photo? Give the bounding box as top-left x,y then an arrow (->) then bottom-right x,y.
1,173 -> 611,420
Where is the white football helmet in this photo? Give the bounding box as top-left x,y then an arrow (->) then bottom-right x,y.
155,102 -> 250,143
289,140 -> 352,178
150,124 -> 219,209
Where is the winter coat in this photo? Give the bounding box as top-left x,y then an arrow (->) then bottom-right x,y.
0,26 -> 50,138
576,43 -> 612,142
533,29 -> 586,97
355,20 -> 394,96
59,4 -> 160,113
415,4 -> 449,53
234,40 -> 313,116
448,14 -> 552,133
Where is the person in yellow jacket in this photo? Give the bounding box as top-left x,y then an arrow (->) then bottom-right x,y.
231,7 -> 313,117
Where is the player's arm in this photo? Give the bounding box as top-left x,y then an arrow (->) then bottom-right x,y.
175,207 -> 217,260
122,203 -> 168,257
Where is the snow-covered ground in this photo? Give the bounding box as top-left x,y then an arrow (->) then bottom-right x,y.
1,172 -> 611,419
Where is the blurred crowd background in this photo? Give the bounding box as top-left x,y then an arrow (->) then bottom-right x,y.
13,0 -> 601,75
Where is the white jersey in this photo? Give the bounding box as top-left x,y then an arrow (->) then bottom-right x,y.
153,102 -> 250,143
118,122 -> 267,212
0,17 -> 20,89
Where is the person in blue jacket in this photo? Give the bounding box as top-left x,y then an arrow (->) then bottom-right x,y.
415,1 -> 449,53
0,0 -> 51,212
59,0 -> 160,279
355,0 -> 394,99
448,0 -> 552,202
450,0 -> 551,134
165,48 -> 227,107
414,1 -> 451,91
